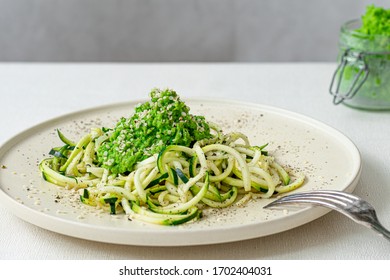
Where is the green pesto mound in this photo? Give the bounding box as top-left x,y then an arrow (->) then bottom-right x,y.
97,89 -> 212,174
357,5 -> 390,36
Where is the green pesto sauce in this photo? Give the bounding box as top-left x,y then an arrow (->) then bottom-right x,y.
338,4 -> 390,109
357,5 -> 390,36
97,88 -> 212,174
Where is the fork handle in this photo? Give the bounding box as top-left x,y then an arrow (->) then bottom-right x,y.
370,222 -> 390,242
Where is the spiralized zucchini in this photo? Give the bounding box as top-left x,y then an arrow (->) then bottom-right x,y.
39,127 -> 305,226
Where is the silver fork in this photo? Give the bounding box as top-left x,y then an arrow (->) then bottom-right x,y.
263,190 -> 390,242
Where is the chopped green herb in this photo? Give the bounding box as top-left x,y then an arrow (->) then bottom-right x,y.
357,5 -> 390,36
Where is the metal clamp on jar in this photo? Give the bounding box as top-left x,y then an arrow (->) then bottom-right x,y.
330,19 -> 390,110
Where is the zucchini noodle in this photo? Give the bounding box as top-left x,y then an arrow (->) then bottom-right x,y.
40,126 -> 305,226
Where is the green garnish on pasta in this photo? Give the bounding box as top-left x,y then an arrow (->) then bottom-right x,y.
97,89 -> 212,174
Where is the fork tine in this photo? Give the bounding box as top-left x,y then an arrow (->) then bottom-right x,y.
271,190 -> 355,201
309,190 -> 357,203
264,191 -> 333,205
264,193 -> 349,212
264,190 -> 356,208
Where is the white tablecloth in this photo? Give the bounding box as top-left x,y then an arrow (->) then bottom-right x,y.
1,63 -> 389,259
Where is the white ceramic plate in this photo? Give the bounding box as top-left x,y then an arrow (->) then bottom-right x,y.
0,99 -> 361,246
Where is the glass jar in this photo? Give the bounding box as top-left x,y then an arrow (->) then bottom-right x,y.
330,19 -> 390,110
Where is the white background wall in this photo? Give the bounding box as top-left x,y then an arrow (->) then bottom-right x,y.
0,0 -> 388,62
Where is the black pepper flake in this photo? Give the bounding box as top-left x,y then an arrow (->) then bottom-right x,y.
1,164 -> 6,169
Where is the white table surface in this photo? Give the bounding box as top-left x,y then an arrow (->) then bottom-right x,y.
0,63 -> 389,260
